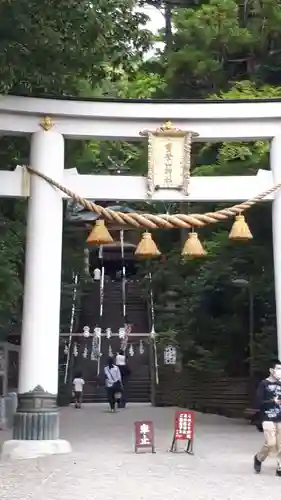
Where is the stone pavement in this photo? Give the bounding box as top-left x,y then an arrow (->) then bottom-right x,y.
0,403 -> 280,500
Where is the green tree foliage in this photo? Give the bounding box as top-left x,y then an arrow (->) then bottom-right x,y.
0,0 -> 152,336
73,69 -> 165,176
164,0 -> 281,98
0,0 -> 151,94
0,202 -> 25,337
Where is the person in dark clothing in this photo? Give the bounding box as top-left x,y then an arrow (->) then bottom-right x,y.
104,357 -> 122,413
115,349 -> 131,408
254,360 -> 281,475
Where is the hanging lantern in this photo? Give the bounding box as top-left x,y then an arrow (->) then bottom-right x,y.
94,327 -> 102,338
119,327 -> 125,339
91,331 -> 100,361
91,350 -> 98,361
87,220 -> 113,245
83,325 -> 91,338
135,232 -> 161,258
106,328 -> 112,339
91,342 -> 99,361
229,214 -> 253,241
121,341 -> 128,352
73,343 -> 78,357
64,342 -> 69,355
139,340 -> 144,355
181,231 -> 206,257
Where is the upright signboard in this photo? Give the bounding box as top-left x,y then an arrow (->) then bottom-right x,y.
170,411 -> 195,454
134,420 -> 155,454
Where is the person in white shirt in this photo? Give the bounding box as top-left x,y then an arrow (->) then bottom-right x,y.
104,357 -> 122,412
116,350 -> 126,367
73,372 -> 85,409
93,268 -> 101,281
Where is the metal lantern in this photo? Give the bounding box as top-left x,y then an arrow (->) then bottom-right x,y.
140,121 -> 198,197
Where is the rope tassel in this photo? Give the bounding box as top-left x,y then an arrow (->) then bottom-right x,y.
229,214 -> 253,241
135,232 -> 161,258
87,220 -> 113,245
181,232 -> 206,257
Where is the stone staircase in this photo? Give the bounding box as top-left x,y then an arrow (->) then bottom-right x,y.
77,281 -> 101,331
77,278 -> 151,403
83,366 -> 151,404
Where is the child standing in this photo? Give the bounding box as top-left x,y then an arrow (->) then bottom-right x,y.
73,372 -> 85,409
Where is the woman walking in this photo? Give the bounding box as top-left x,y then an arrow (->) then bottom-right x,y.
104,357 -> 122,412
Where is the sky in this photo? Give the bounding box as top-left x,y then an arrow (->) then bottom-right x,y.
139,4 -> 165,34
136,3 -> 166,57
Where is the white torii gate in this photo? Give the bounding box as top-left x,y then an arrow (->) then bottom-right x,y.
0,95 -> 281,459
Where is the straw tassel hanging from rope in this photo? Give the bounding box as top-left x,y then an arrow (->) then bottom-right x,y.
87,220 -> 113,245
181,231 -> 207,257
135,231 -> 161,258
229,214 -> 253,240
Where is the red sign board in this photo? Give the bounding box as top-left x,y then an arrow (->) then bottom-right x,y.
134,420 -> 155,453
174,411 -> 194,441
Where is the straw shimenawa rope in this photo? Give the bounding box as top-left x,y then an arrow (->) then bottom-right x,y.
27,166 -> 280,229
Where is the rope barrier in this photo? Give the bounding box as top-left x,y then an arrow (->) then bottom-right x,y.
26,166 -> 280,229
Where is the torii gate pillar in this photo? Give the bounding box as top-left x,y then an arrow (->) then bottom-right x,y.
2,129 -> 71,459
271,136 -> 281,360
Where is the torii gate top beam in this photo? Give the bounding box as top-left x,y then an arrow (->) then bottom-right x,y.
1,95 -> 281,141
0,166 -> 274,201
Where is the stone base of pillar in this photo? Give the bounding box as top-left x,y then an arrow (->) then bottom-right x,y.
1,385 -> 71,459
13,385 -> 59,440
1,439 -> 71,460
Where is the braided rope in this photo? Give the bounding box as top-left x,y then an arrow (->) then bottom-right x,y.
26,166 -> 280,229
